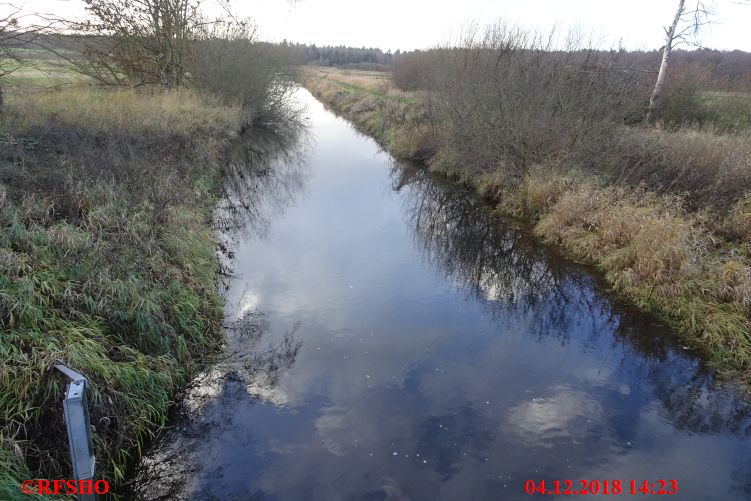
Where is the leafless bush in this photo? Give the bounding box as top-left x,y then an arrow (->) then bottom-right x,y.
188,19 -> 299,122
388,25 -> 751,210
0,3 -> 58,106
608,128 -> 751,211
0,5 -> 23,93
59,0 -> 199,87
391,50 -> 439,91
412,25 -> 650,180
50,3 -> 299,121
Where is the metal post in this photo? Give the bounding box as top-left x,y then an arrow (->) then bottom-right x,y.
54,364 -> 97,501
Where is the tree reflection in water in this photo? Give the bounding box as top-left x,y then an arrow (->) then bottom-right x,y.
132,118 -> 308,500
391,161 -> 751,439
215,113 -> 311,244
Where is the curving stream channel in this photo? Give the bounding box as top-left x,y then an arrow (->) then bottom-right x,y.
133,89 -> 751,500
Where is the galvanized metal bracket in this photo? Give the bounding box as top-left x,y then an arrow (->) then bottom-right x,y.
54,364 -> 96,499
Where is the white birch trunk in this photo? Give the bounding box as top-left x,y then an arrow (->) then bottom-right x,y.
647,0 -> 686,122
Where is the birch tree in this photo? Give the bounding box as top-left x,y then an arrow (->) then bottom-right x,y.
647,0 -> 712,122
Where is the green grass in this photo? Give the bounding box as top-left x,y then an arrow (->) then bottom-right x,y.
659,90 -> 751,132
701,91 -> 751,131
3,52 -> 87,89
0,85 -> 242,498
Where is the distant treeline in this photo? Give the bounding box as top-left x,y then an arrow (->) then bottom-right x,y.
624,49 -> 751,91
392,47 -> 751,92
284,41 -> 751,91
286,42 -> 394,69
18,33 -> 751,90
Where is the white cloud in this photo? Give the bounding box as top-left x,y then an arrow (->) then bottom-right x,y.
14,0 -> 751,51
506,385 -> 603,448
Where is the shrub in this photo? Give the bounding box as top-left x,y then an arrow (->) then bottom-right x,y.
391,50 -> 438,91
189,21 -> 299,122
409,25 -> 649,180
606,128 -> 751,212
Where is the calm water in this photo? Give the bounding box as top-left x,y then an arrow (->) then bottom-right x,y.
133,89 -> 751,500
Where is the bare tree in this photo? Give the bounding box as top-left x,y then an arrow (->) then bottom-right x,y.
647,0 -> 712,122
63,0 -> 201,86
190,18 -> 298,113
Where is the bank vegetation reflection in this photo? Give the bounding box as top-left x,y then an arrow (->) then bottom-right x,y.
392,162 -> 751,438
133,118 -> 309,499
216,114 -> 310,242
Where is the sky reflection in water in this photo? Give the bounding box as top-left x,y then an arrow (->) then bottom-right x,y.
134,89 -> 751,501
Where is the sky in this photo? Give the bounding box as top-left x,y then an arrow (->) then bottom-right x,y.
14,0 -> 751,52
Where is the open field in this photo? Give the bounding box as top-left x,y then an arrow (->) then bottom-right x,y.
698,91 -> 751,131
304,67 -> 751,384
303,66 -> 413,103
3,49 -> 90,90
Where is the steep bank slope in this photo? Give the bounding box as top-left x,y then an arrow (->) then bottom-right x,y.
0,87 -> 242,497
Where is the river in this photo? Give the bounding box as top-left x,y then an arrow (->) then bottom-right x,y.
132,88 -> 751,500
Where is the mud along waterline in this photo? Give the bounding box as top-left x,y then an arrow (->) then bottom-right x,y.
132,89 -> 751,500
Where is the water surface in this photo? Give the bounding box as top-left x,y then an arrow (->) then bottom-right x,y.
134,89 -> 751,500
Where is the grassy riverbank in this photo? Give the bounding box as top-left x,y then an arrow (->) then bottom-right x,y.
304,67 -> 751,383
0,86 -> 242,497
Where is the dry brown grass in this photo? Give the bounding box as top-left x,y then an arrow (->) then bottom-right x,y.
10,86 -> 242,136
495,167 -> 581,218
612,128 -> 751,211
305,66 -> 386,90
531,172 -> 751,370
536,182 -> 700,287
725,195 -> 751,243
305,66 -> 414,101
